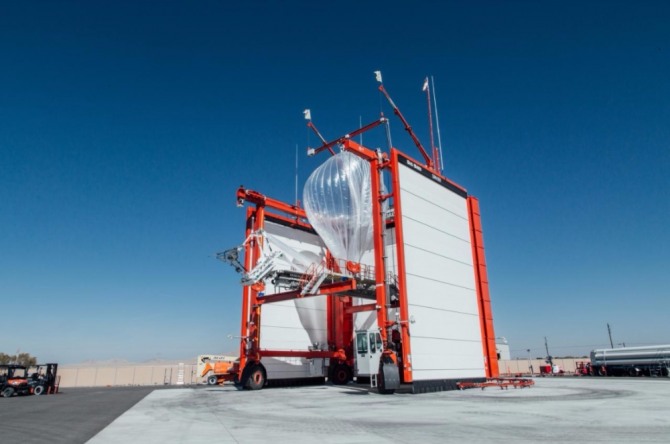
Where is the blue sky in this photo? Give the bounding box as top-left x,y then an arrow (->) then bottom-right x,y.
1,1 -> 668,363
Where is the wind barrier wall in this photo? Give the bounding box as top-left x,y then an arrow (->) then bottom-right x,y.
57,364 -> 199,388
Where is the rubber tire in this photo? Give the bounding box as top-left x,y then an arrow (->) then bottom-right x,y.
329,364 -> 351,385
33,385 -> 45,395
2,387 -> 15,398
245,365 -> 266,390
377,359 -> 398,395
207,375 -> 218,385
377,368 -> 395,395
661,367 -> 669,377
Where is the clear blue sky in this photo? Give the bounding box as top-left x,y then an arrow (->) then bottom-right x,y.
1,1 -> 668,363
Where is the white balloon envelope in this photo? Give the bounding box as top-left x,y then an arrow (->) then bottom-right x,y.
303,151 -> 376,264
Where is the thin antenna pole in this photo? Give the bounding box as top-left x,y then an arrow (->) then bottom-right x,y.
431,76 -> 444,172
359,115 -> 363,145
423,76 -> 437,172
295,144 -> 299,206
607,323 -> 614,348
384,119 -> 393,151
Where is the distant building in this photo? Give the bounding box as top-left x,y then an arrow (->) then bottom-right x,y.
496,337 -> 511,360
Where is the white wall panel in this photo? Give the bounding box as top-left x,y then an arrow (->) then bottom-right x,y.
410,336 -> 485,380
405,275 -> 478,314
400,216 -> 472,266
400,169 -> 468,219
398,161 -> 485,380
259,299 -> 327,350
260,357 -> 321,379
401,195 -> 471,244
259,222 -> 327,378
409,305 -> 481,341
404,245 -> 476,291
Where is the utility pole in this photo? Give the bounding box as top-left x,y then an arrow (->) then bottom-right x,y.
607,323 -> 614,348
527,349 -> 533,375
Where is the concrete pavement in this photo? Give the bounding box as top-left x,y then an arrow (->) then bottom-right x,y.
87,377 -> 670,443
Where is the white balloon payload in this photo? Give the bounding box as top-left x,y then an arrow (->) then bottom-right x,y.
303,151 -> 375,264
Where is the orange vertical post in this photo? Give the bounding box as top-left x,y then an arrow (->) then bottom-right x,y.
389,149 -> 413,383
467,196 -> 499,378
237,206 -> 255,377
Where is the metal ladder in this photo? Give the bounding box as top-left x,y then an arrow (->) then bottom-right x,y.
300,263 -> 327,295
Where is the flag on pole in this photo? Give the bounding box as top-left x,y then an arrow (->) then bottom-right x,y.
374,70 -> 383,83
422,77 -> 429,92
303,109 -> 311,120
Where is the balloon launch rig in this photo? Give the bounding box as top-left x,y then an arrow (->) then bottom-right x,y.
219,73 -> 499,393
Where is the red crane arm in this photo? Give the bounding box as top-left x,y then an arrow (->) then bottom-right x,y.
378,84 -> 433,170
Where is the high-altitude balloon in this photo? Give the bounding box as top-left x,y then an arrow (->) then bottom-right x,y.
303,151 -> 375,264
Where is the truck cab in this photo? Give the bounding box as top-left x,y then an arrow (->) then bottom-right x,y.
354,329 -> 383,378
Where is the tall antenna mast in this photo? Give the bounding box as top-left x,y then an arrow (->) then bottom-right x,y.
431,76 -> 445,172
295,144 -> 299,206
374,70 -> 434,171
423,76 -> 438,173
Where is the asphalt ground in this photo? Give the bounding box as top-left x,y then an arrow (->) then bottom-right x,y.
0,386 -> 158,444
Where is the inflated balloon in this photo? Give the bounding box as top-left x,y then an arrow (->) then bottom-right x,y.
291,250 -> 327,348
303,151 -> 377,264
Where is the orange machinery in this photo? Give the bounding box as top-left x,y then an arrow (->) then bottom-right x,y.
217,76 -> 499,393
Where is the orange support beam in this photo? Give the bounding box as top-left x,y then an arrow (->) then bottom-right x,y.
344,303 -> 378,314
467,196 -> 499,378
259,349 -> 346,360
255,279 -> 357,305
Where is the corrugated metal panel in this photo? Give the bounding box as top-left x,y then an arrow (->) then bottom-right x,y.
398,162 -> 486,381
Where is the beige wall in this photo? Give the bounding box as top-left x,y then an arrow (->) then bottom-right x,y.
58,364 -> 200,388
56,358 -> 588,388
498,358 -> 588,376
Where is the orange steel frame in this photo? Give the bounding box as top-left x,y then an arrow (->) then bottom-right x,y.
233,139 -> 498,384
235,187 -> 356,381
468,197 -> 499,377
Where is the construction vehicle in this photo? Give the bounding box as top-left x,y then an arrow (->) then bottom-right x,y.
197,355 -> 237,385
0,363 -> 59,397
216,74 -> 499,393
590,345 -> 670,377
1,365 -> 32,397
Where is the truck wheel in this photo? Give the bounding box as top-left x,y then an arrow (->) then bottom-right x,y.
329,364 -> 351,385
2,387 -> 14,398
377,368 -> 395,395
33,385 -> 45,395
245,364 -> 266,390
377,359 -> 399,395
207,375 -> 218,385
